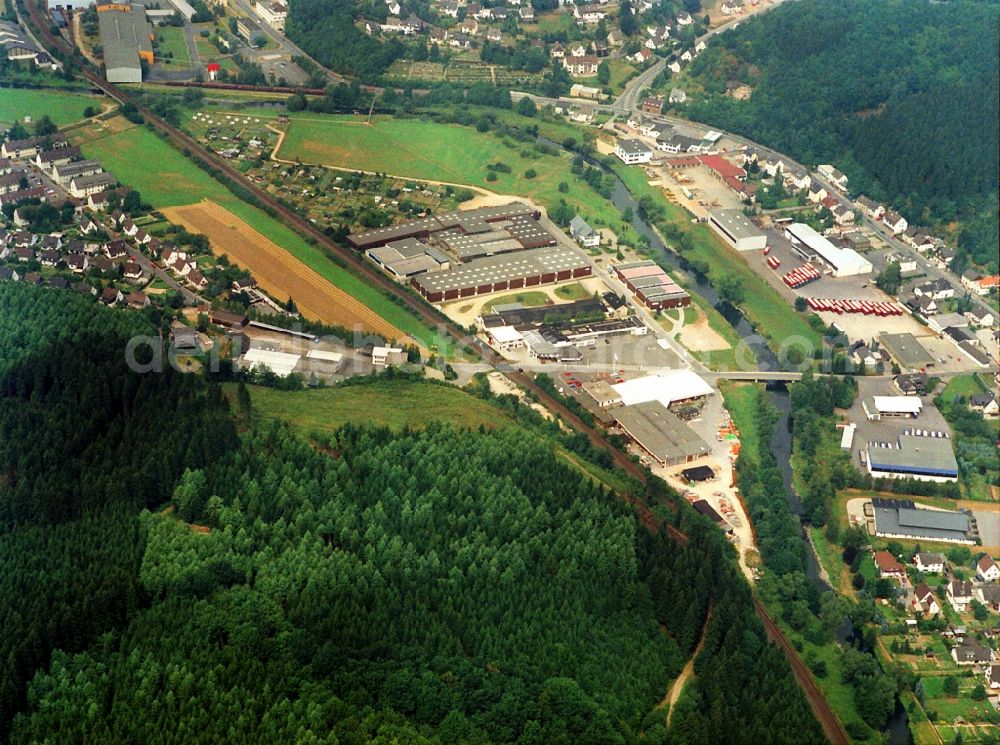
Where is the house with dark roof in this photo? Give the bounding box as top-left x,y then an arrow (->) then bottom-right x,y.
947,579 -> 974,613
911,583 -> 940,616
951,640 -> 992,666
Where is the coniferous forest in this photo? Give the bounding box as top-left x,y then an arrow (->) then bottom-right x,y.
683,0 -> 999,271
0,284 -> 824,743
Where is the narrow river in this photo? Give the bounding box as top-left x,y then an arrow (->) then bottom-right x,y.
592,151 -> 913,744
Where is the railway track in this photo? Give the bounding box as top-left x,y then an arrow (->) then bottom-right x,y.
25,8 -> 847,740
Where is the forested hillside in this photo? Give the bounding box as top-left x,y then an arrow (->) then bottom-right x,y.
683,0 -> 999,270
0,284 -> 237,739
286,0 -> 403,79
1,285 -> 823,743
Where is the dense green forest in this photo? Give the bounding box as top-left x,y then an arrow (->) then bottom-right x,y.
0,285 -> 823,742
683,0 -> 1000,270
0,284 -> 237,739
286,0 -> 403,80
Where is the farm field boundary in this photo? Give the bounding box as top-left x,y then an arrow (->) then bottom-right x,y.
163,199 -> 405,340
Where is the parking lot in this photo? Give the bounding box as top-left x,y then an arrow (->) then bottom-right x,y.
841,378 -> 953,469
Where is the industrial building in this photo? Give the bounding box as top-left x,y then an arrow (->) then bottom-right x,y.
784,222 -> 872,277
708,209 -> 767,252
97,2 -> 154,83
365,238 -> 450,278
862,396 -> 923,421
241,347 -> 301,377
411,246 -> 591,303
878,332 -> 934,372
612,371 -> 713,409
582,379 -> 622,408
612,260 -> 690,310
866,432 -> 959,482
612,401 -> 711,466
871,498 -> 973,544
692,500 -> 733,533
347,202 -> 540,250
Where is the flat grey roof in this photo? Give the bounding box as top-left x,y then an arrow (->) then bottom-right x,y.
98,4 -> 152,73
878,332 -> 934,369
613,400 -> 710,464
709,209 -> 764,241
872,498 -> 970,542
868,434 -> 958,477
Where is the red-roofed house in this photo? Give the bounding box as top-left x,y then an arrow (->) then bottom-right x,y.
911,582 -> 940,616
977,555 -> 1000,583
874,550 -> 906,581
207,62 -> 221,81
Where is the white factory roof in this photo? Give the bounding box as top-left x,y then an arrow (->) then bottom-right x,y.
612,371 -> 713,408
488,326 -> 524,344
871,396 -> 923,415
242,348 -> 301,377
840,423 -> 856,449
786,222 -> 872,275
306,349 -> 344,363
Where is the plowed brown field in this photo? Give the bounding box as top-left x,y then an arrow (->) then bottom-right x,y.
162,200 -> 404,339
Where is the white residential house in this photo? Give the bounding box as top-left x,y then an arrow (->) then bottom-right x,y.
946,579 -> 974,613
807,181 -> 828,204
676,11 -> 693,25
817,164 -> 849,190
569,215 -> 600,248
987,664 -> 1000,690
913,553 -> 945,574
977,555 -> 1000,582
883,210 -> 908,235
614,139 -> 652,165
910,583 -> 940,616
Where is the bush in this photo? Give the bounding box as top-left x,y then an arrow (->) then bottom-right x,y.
524,169 -> 537,179
845,721 -> 870,740
486,172 -> 497,182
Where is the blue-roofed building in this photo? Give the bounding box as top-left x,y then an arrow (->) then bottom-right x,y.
865,432 -> 958,483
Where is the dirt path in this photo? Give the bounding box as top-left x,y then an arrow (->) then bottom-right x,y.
662,604 -> 713,727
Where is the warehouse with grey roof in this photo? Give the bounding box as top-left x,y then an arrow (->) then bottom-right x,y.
871,498 -> 973,544
612,400 -> 711,467
98,3 -> 154,83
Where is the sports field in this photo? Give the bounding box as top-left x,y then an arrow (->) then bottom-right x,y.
238,380 -> 512,433
0,88 -> 103,127
163,200 -> 404,338
71,118 -> 441,345
276,114 -> 629,233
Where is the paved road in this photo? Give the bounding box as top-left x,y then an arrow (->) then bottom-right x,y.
610,0 -> 789,112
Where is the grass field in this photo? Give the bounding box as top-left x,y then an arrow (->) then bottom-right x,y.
941,373 -> 989,401
155,26 -> 191,66
553,282 -> 592,301
612,163 -> 824,355
0,87 -> 103,127
276,114 -> 631,234
239,380 -> 512,433
685,292 -> 746,369
72,119 -> 441,346
483,291 -> 550,311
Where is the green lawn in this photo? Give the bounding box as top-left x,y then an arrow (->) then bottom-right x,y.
482,290 -> 550,310
0,88 -> 103,127
238,380 -> 513,434
612,163 -> 824,356
73,120 -> 441,347
809,525 -> 845,593
155,26 -> 191,66
553,282 -> 592,301
277,114 -> 631,234
941,373 -> 989,401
